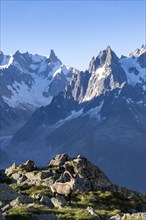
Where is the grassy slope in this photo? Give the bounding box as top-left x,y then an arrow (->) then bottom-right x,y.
6,184 -> 146,220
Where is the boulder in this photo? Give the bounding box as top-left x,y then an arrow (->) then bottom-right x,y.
19,160 -> 35,171
10,195 -> 34,207
40,195 -> 54,208
23,171 -> 51,186
25,171 -> 38,179
110,213 -> 146,220
49,153 -> 70,167
27,203 -> 37,212
31,193 -> 44,200
51,196 -> 68,208
11,172 -> 27,184
17,175 -> 27,184
0,183 -> 19,202
11,172 -> 22,180
86,206 -> 99,218
110,214 -> 121,220
1,204 -> 11,212
18,182 -> 30,190
37,171 -> 51,179
5,163 -> 18,176
41,177 -> 55,187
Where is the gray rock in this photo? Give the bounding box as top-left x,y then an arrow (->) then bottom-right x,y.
31,193 -> 44,200
110,214 -> 121,220
27,204 -> 37,212
17,175 -> 27,183
51,196 -> 68,208
40,195 -> 54,208
86,206 -> 99,218
19,160 -> 35,171
49,153 -> 70,167
10,195 -> 34,207
18,182 -> 30,189
11,172 -> 22,180
0,183 -> 19,202
24,171 -> 50,185
72,156 -> 112,191
41,177 -> 55,187
48,153 -> 112,191
109,213 -> 146,220
5,163 -> 18,176
1,204 -> 11,213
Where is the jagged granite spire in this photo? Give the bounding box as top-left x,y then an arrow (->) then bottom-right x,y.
84,46 -> 127,101
48,49 -> 62,64
89,46 -> 119,73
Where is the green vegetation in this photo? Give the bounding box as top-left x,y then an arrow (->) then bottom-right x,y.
5,184 -> 146,220
9,184 -> 52,197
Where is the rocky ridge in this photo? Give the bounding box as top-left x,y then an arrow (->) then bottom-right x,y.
0,50 -> 79,135
0,154 -> 146,220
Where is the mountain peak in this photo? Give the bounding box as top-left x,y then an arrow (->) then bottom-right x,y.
129,45 -> 146,57
106,45 -> 112,52
48,49 -> 61,64
89,46 -> 118,73
14,50 -> 21,55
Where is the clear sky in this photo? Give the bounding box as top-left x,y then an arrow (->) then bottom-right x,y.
0,0 -> 145,70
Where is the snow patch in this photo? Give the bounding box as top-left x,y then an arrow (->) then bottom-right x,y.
0,55 -> 14,69
95,65 -> 110,80
3,74 -> 53,108
120,57 -> 146,89
53,109 -> 83,129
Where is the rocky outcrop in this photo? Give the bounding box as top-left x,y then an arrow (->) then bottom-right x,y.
5,160 -> 35,177
0,154 -> 146,220
48,154 -> 112,191
4,154 -> 112,192
110,213 -> 146,220
5,162 -> 18,176
19,160 -> 36,171
49,153 -> 71,167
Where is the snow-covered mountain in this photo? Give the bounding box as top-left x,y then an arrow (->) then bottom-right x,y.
0,50 -> 78,134
1,45 -> 146,194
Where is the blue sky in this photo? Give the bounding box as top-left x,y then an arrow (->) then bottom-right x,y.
1,0 -> 145,70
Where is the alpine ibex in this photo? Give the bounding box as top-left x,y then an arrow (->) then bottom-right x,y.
49,170 -> 76,205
